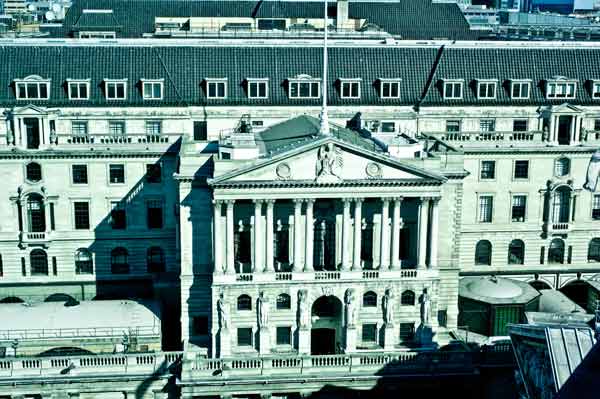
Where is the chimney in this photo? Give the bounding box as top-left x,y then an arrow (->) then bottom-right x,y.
336,0 -> 348,30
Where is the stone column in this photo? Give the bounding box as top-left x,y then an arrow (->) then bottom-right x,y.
253,200 -> 263,272
304,199 -> 315,272
265,200 -> 275,272
293,199 -> 303,272
429,198 -> 440,269
390,197 -> 403,270
225,200 -> 235,274
417,198 -> 429,269
379,198 -> 390,269
341,198 -> 352,270
213,200 -> 223,274
352,199 -> 363,270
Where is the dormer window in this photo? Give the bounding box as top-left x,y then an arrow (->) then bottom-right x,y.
142,79 -> 164,100
67,79 -> 90,100
511,80 -> 530,100
15,76 -> 50,100
288,76 -> 320,99
591,81 -> 600,99
105,79 -> 127,100
379,79 -> 401,99
477,80 -> 497,100
247,78 -> 268,99
206,79 -> 227,99
546,78 -> 576,99
340,79 -> 361,99
443,80 -> 463,100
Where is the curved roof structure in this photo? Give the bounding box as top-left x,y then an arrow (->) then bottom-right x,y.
460,276 -> 540,305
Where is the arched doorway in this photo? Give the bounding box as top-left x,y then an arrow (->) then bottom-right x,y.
560,280 -> 591,312
530,280 -> 552,291
311,295 -> 343,355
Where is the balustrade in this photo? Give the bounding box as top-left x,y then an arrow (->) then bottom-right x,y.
431,130 -> 543,144
315,271 -> 341,280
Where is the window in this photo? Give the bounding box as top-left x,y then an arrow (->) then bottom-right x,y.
27,194 -> 45,232
26,162 -> 42,182
147,246 -> 165,273
363,291 -> 377,307
109,164 -> 125,184
554,157 -> 570,177
142,80 -> 163,100
75,248 -> 93,274
276,293 -> 291,310
30,249 -> 48,275
552,187 -> 571,223
72,165 -> 88,184
400,290 -> 415,306
235,231 -> 252,265
193,121 -> 208,141
546,81 -> 576,99
68,80 -> 89,100
275,229 -> 290,264
362,324 -> 377,343
480,161 -> 495,179
276,326 -> 292,345
247,79 -> 268,99
588,238 -> 600,262
0,254 -> 3,277
110,201 -> 126,229
237,328 -> 253,346
193,316 -> 209,335
206,80 -> 227,99
380,80 -> 400,99
105,80 -> 127,100
593,195 -> 600,220
593,81 -> 600,99
15,78 -> 50,100
477,81 -> 497,99
73,202 -> 90,230
109,121 -> 125,136
478,196 -> 493,223
237,294 -> 252,311
399,322 -> 415,342
508,239 -> 525,265
479,119 -> 496,132
513,120 -> 528,132
446,120 -> 461,132
289,80 -> 320,99
110,247 -> 129,274
146,164 -> 162,183
340,80 -> 360,99
71,121 -> 88,136
475,240 -> 492,265
146,199 -> 163,229
145,121 -> 161,136
511,81 -> 530,99
514,160 -> 529,179
443,81 -> 463,99
512,195 -> 526,222
595,119 -> 600,131
381,122 -> 395,133
548,239 -> 565,264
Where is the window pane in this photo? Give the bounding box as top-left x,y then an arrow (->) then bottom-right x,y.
72,165 -> 88,184
147,199 -> 163,229
311,82 -> 319,97
479,196 -> 493,222
512,195 -> 526,222
299,83 -> 310,97
249,82 -> 257,98
258,82 -> 267,97
116,83 -> 125,98
217,82 -> 225,97
362,324 -> 377,342
480,161 -> 495,179
74,202 -> 90,230
109,164 -> 125,183
276,327 -> 291,345
514,160 -> 529,179
391,82 -> 399,97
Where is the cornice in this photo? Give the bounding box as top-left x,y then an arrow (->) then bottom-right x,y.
211,178 -> 443,189
0,149 -> 178,160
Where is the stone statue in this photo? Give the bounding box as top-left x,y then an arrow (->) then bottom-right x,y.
316,143 -> 343,180
6,129 -> 13,146
382,288 -> 395,326
49,129 -> 57,144
217,292 -> 229,330
298,290 -> 310,328
419,288 -> 431,326
345,288 -> 356,327
257,291 -> 270,329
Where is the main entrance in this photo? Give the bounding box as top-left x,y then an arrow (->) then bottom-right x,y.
24,118 -> 40,149
311,295 -> 342,355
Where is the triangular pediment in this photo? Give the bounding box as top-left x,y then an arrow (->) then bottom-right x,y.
210,138 -> 445,185
550,103 -> 582,114
12,104 -> 49,116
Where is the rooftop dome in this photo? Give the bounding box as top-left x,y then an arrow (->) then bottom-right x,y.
460,276 -> 540,305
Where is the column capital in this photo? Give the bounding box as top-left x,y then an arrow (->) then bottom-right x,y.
342,198 -> 352,206
224,199 -> 236,205
212,199 -> 223,207
264,199 -> 276,204
303,198 -> 316,204
381,197 -> 392,204
252,199 -> 265,205
430,196 -> 441,204
419,196 -> 431,203
293,198 -> 303,205
353,197 -> 364,204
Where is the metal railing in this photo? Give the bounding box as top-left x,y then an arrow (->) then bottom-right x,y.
427,130 -> 543,144
0,325 -> 160,341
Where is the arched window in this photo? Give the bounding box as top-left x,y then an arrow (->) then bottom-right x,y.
508,239 -> 525,265
588,238 -> 600,262
548,238 -> 565,264
362,291 -> 377,307
30,249 -> 48,275
237,294 -> 252,311
26,162 -> 42,182
27,193 -> 46,232
75,248 -> 93,274
111,247 -> 129,274
554,157 -> 570,177
401,290 -> 415,306
475,240 -> 492,265
552,187 -> 571,224
146,246 -> 165,273
276,293 -> 291,310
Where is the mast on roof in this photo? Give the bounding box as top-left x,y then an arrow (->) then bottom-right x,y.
319,0 -> 330,136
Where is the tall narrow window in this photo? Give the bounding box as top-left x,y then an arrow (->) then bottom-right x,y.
593,194 -> 600,220
511,195 -> 526,222
146,246 -> 165,272
193,121 -> 208,141
478,196 -> 493,223
588,238 -> 600,262
27,194 -> 46,232
475,240 -> 492,265
110,201 -> 126,229
362,324 -> 377,343
75,248 -> 93,274
548,239 -> 565,264
0,254 -> 3,277
508,239 -> 525,265
111,247 -> 129,274
73,201 -> 90,230
146,199 -> 163,229
552,188 -> 571,223
235,230 -> 251,265
109,164 -> 125,184
30,249 -> 48,275
400,322 -> 415,342
26,162 -> 42,182
275,228 -> 290,264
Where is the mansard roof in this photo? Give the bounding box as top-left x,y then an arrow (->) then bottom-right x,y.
47,0 -> 474,40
